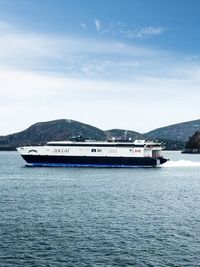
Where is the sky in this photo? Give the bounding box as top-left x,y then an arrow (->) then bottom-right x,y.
0,0 -> 200,135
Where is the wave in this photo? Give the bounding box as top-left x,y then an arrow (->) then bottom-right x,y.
162,160 -> 200,167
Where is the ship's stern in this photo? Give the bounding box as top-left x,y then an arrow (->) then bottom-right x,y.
157,157 -> 169,165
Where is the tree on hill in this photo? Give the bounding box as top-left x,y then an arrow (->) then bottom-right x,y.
184,131 -> 200,152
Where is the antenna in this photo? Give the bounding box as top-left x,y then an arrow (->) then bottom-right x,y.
124,130 -> 128,140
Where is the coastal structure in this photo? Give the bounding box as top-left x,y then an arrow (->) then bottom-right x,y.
17,139 -> 168,167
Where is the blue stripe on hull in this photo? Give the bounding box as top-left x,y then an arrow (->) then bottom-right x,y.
26,162 -> 155,168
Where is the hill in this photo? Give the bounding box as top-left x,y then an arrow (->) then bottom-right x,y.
0,119 -> 106,150
145,119 -> 200,142
0,118 -> 200,150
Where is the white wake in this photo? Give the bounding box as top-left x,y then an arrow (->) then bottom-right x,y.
162,160 -> 200,167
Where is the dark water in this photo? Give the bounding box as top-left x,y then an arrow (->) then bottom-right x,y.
1,151 -> 200,267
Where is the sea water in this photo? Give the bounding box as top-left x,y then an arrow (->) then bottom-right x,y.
0,151 -> 200,266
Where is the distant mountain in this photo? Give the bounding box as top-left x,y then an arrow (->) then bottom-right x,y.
0,118 -> 200,150
0,119 -> 106,150
145,119 -> 200,142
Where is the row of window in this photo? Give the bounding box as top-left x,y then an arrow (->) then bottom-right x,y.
47,143 -> 145,147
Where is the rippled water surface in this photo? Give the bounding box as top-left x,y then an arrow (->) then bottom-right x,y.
1,151 -> 200,266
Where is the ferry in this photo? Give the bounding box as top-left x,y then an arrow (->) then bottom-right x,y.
17,139 -> 168,167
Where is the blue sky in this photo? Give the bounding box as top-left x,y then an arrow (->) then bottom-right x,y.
0,0 -> 200,134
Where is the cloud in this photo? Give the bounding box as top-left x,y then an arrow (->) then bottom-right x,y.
97,20 -> 166,39
139,26 -> 165,36
0,19 -> 197,83
126,26 -> 166,38
0,68 -> 200,135
94,19 -> 101,32
80,23 -> 87,30
0,20 -> 166,78
0,20 -> 199,135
